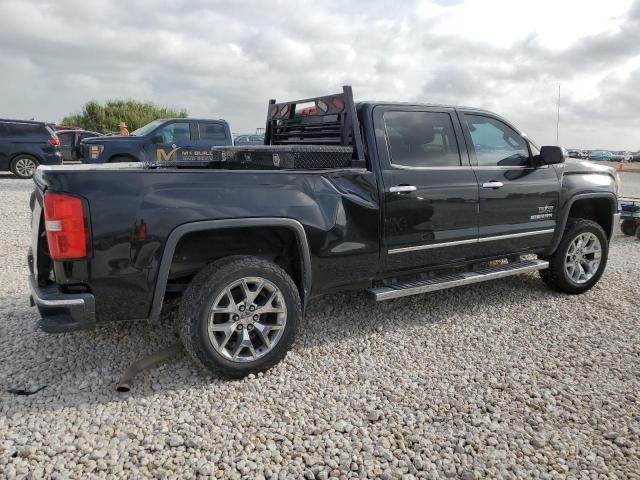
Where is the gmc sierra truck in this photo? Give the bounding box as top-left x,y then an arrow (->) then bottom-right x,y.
28,86 -> 621,377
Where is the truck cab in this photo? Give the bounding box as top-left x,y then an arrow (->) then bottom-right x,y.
80,118 -> 233,163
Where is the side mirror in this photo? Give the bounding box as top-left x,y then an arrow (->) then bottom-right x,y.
539,146 -> 565,165
151,134 -> 164,144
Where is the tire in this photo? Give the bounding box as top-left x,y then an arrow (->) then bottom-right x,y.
179,256 -> 301,377
636,225 -> 640,240
621,219 -> 637,236
10,155 -> 39,179
539,218 -> 608,294
110,156 -> 137,163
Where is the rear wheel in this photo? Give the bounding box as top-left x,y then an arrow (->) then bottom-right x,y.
10,155 -> 39,179
621,219 -> 638,236
540,218 -> 608,294
179,256 -> 300,377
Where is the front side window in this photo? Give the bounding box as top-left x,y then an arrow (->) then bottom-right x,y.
158,122 -> 191,143
384,111 -> 461,168
199,122 -> 226,140
464,115 -> 530,167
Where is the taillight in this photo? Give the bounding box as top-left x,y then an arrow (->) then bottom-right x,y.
49,137 -> 60,147
43,193 -> 87,260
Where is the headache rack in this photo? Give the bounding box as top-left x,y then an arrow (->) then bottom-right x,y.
262,85 -> 366,168
150,86 -> 366,170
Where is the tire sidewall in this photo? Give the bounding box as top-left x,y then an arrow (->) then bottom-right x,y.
184,258 -> 300,376
620,219 -> 637,236
553,220 -> 608,293
11,155 -> 39,179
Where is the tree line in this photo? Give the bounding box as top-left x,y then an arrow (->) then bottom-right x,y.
61,100 -> 188,133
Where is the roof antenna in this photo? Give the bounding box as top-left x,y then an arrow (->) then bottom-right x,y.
556,83 -> 561,145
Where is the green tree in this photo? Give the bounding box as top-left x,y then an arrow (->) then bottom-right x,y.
61,99 -> 188,133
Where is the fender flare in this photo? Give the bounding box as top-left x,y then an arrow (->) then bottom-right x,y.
148,217 -> 312,322
545,192 -> 617,255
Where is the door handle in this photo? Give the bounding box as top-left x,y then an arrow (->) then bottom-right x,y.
482,181 -> 504,189
389,185 -> 417,194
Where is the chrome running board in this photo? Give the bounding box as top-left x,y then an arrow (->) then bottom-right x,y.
369,259 -> 549,301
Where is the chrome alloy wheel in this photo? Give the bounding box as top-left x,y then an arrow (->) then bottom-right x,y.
564,232 -> 601,284
208,277 -> 287,362
15,157 -> 37,177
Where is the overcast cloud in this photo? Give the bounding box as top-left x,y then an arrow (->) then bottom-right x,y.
1,0 -> 638,149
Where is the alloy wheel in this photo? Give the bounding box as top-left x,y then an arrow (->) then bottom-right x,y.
15,158 -> 37,177
564,232 -> 601,284
207,276 -> 287,362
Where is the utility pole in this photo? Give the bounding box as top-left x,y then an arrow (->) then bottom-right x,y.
556,83 -> 561,145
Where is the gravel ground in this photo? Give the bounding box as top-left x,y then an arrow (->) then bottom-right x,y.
1,172 -> 639,479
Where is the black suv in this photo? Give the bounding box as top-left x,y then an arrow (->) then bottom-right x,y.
0,119 -> 63,178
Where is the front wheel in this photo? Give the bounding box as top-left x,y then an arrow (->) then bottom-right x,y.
10,155 -> 39,179
540,218 -> 608,294
179,256 -> 300,377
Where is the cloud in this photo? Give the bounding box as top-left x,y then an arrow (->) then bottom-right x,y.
0,0 -> 638,149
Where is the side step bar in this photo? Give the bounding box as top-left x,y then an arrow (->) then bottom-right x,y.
369,259 -> 549,301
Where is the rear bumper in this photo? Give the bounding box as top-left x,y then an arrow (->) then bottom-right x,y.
28,251 -> 95,333
40,151 -> 63,165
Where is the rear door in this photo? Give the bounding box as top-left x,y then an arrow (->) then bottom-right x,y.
0,124 -> 10,170
374,106 -> 480,273
57,132 -> 75,162
459,111 -> 559,256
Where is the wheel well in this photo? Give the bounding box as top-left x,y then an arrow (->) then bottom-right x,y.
109,154 -> 138,162
10,153 -> 38,163
168,226 -> 304,298
567,198 -> 614,237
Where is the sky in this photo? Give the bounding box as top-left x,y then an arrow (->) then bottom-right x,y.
1,0 -> 639,150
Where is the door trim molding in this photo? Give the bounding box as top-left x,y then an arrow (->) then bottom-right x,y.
388,229 -> 554,254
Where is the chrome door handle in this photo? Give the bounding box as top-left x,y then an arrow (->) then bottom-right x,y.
389,185 -> 417,193
482,181 -> 503,189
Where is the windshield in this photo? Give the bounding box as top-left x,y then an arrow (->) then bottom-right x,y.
131,119 -> 164,137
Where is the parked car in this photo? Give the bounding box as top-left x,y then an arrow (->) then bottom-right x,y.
79,118 -> 233,163
28,86 -> 620,377
56,129 -> 102,163
611,151 -> 633,162
567,150 -> 585,159
633,151 -> 640,162
0,119 -> 62,178
588,150 -> 613,161
234,134 -> 264,145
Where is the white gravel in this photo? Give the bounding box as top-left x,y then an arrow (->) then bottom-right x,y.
1,172 -> 639,479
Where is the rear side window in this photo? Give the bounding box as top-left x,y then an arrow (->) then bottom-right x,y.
383,111 -> 461,168
199,122 -> 226,140
5,123 -> 43,137
463,115 -> 530,167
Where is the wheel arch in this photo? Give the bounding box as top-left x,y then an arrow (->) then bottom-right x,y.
108,153 -> 139,162
149,218 -> 312,322
545,193 -> 617,254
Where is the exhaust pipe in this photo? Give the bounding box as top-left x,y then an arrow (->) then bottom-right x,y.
116,343 -> 183,392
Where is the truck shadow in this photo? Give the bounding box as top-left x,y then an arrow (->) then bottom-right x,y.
1,273 -> 572,415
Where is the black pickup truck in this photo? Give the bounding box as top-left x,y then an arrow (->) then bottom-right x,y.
28,86 -> 621,377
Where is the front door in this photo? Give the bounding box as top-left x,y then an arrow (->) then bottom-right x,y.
374,106 -> 480,273
459,112 -> 560,256
149,121 -> 195,163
